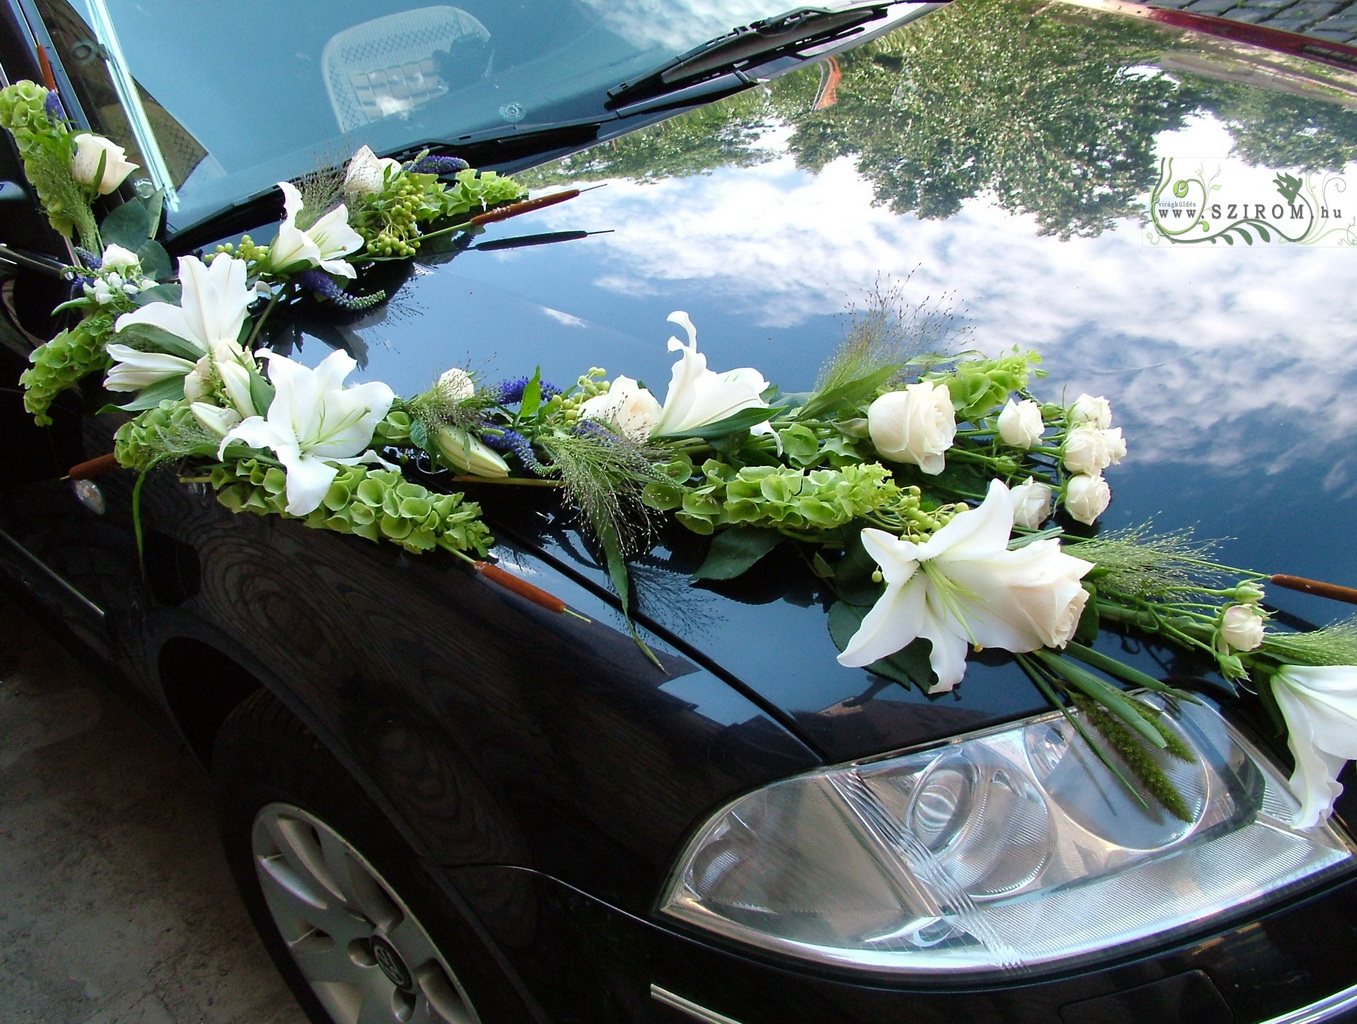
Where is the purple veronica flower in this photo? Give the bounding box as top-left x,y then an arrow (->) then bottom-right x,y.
298,269 -> 386,310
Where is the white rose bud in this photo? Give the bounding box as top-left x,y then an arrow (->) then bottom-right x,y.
580,375 -> 661,442
1010,476 -> 1055,530
867,380 -> 956,475
1063,425 -> 1126,475
1220,604 -> 1266,652
70,133 -> 139,195
1069,392 -> 1113,428
99,243 -> 141,272
1065,473 -> 1111,525
436,367 -> 476,405
997,398 -> 1045,448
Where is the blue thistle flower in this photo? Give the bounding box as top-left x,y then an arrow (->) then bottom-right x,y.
493,377 -> 562,404
298,269 -> 386,310
409,154 -> 470,175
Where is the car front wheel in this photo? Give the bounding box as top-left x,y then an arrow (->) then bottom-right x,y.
211,690 -> 491,1024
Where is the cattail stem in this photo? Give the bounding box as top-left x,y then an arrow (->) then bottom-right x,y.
474,561 -> 589,620
63,452 -> 120,480
469,190 -> 580,226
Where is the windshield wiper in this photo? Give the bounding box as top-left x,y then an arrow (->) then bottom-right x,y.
607,4 -> 899,110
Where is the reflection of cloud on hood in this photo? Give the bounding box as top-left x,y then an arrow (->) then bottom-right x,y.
543,306 -> 587,327
576,0 -> 831,52
535,143 -> 1357,480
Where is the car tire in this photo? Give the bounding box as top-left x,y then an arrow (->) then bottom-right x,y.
211,688 -> 497,1024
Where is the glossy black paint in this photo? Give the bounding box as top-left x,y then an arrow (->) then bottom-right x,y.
3,2 -> 1357,1022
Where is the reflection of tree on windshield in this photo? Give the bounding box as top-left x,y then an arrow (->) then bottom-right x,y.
528,0 -> 1357,238
784,0 -> 1193,239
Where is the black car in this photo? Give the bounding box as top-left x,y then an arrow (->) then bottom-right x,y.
2,1 -> 1357,1023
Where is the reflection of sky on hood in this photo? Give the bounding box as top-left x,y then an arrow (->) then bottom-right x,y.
576,0 -> 862,51
528,115 -> 1357,497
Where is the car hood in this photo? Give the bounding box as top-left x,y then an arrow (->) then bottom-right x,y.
267,0 -> 1357,764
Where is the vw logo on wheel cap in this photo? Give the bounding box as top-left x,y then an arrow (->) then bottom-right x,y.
370,936 -> 413,990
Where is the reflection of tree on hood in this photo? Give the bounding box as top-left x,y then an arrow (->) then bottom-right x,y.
782,0 -> 1194,239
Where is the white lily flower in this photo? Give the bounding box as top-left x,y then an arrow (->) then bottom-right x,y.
104,343 -> 198,391
270,181 -> 364,279
219,350 -> 395,515
1272,665 -> 1357,828
344,145 -> 402,195
652,311 -> 769,436
115,255 -> 252,356
190,401 -> 242,437
838,479 -> 1093,691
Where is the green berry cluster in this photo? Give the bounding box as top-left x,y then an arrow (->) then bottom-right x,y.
549,368 -> 609,428
112,398 -> 209,471
211,458 -> 493,556
20,312 -> 115,425
351,172 -> 428,257
211,236 -> 271,274
655,460 -> 909,537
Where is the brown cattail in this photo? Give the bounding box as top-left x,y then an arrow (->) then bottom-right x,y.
64,453 -> 120,481
469,190 -> 580,226
474,560 -> 570,614
1270,574 -> 1357,606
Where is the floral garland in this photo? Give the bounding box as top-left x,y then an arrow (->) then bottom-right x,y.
4,79 -> 1357,830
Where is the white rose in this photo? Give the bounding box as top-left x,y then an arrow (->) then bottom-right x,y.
1220,604 -> 1266,652
70,133 -> 139,195
997,398 -> 1045,448
1010,477 -> 1055,530
580,375 -> 662,442
1063,425 -> 1126,475
1069,392 -> 1113,428
1064,473 -> 1111,525
868,381 -> 956,475
99,243 -> 141,272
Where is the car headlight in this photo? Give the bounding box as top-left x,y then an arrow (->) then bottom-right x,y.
659,695 -> 1356,975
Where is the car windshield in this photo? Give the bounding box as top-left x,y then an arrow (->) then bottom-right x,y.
33,0 -> 841,230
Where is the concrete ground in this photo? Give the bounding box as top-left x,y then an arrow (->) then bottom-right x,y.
0,593 -> 306,1024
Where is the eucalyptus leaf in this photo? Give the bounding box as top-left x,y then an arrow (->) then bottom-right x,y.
692,527 -> 782,580
135,239 -> 173,282
100,193 -> 157,249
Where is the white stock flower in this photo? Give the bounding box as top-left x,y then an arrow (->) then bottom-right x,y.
344,145 -> 402,195
115,254 -> 252,355
219,350 -> 395,515
1271,665 -> 1357,828
70,133 -> 138,195
1064,473 -> 1111,525
580,375 -> 662,441
838,479 -> 1093,691
867,381 -> 956,475
997,398 -> 1045,448
1220,604 -> 1266,652
1069,393 -> 1113,428
652,312 -> 769,436
1063,424 -> 1126,475
1010,477 -> 1055,530
270,181 -> 364,279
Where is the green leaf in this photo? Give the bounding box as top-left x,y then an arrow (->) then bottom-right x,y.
117,376 -> 186,411
654,404 -> 784,441
828,601 -> 931,690
135,239 -> 172,282
116,322 -> 203,362
247,365 -> 275,416
132,283 -> 180,306
100,193 -> 157,249
1063,640 -> 1200,702
692,526 -> 782,580
409,418 -> 429,451
1034,650 -> 1167,749
519,367 -> 542,419
798,364 -> 899,420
